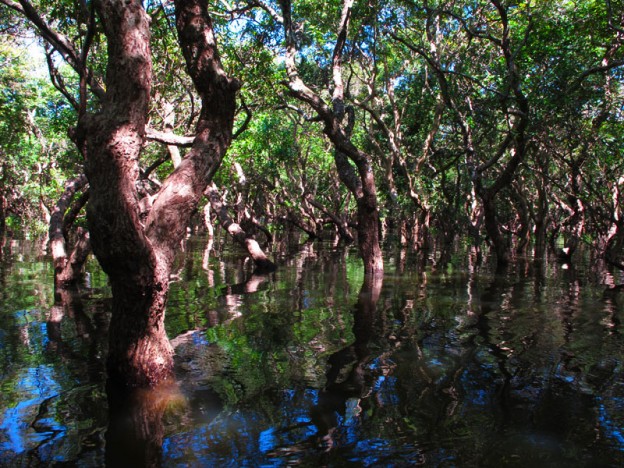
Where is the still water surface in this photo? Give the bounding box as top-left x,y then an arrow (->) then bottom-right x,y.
0,237 -> 623,466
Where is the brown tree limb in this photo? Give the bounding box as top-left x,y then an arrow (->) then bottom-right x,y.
206,182 -> 276,272
48,174 -> 89,290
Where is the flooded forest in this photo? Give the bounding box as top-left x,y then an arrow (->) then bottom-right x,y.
1,0 -> 623,466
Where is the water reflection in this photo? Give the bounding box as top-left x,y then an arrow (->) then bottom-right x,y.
106,381 -> 186,468
0,238 -> 623,465
0,246 -> 108,465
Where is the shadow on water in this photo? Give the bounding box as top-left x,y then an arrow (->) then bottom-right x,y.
1,237 -> 624,466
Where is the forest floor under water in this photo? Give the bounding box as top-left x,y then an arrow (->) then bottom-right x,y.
0,235 -> 623,466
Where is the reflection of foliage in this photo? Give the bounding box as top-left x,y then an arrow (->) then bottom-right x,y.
1,240 -> 624,464
201,302 -> 355,406
0,245 -> 109,465
168,244 -> 361,406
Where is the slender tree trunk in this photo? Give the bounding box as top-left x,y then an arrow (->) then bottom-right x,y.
49,174 -> 89,290
512,187 -> 531,255
533,177 -> 549,259
279,0 -> 383,276
0,193 -> 7,237
206,182 -> 276,272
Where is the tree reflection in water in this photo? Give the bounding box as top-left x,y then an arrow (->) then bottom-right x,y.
105,381 -> 186,468
0,238 -> 623,465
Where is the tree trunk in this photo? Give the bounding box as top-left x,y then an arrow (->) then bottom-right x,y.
279,0 -> 383,276
604,177 -> 624,270
511,187 -> 531,255
604,222 -> 624,270
49,174 -> 89,290
75,0 -> 237,387
75,0 -> 171,387
206,182 -> 276,272
0,193 -> 7,237
533,180 -> 548,260
482,196 -> 510,266
355,186 -> 384,274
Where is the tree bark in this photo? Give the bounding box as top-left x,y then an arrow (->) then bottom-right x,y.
279,0 -> 383,276
49,174 -> 90,290
206,182 -> 276,272
73,0 -> 237,387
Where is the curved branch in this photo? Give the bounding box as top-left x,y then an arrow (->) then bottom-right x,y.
206,182 -> 276,272
145,127 -> 195,146
144,0 -> 240,265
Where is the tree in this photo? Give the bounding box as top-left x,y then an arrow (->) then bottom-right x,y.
2,0 -> 238,387
228,0 -> 384,275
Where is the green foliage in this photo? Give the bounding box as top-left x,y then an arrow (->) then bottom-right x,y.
1,0 -> 623,259
0,37 -> 80,235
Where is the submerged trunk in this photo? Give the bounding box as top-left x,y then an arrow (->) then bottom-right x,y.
75,0 -> 237,387
76,0 -> 171,386
604,177 -> 624,270
482,196 -> 510,266
533,184 -> 548,259
355,184 -> 384,275
206,182 -> 276,272
49,174 -> 90,290
279,0 -> 383,276
604,223 -> 624,270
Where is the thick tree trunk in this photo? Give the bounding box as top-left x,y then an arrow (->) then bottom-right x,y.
482,196 -> 510,266
74,0 -> 237,387
76,0 -> 172,387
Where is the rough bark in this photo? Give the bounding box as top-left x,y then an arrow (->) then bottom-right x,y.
72,0 -> 237,387
74,0 -> 170,388
206,182 -> 276,272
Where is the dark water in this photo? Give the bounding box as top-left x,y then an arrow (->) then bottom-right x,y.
1,237 -> 623,466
